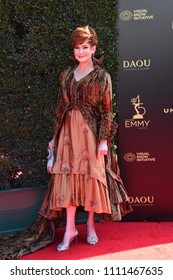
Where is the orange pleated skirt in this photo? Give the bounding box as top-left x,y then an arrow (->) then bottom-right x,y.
51,109 -> 111,214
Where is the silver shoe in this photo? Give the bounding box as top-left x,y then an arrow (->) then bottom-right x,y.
57,230 -> 78,252
87,236 -> 98,245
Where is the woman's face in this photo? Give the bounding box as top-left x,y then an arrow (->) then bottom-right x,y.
73,39 -> 96,64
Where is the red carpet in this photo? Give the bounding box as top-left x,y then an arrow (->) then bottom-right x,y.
20,222 -> 173,260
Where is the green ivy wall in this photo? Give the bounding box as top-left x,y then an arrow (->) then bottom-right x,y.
0,0 -> 119,190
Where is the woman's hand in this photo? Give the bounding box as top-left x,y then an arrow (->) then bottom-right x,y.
47,166 -> 53,174
48,137 -> 55,149
97,139 -> 108,157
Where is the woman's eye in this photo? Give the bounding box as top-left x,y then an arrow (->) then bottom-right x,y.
74,46 -> 89,50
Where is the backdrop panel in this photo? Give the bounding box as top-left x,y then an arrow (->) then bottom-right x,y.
117,0 -> 173,220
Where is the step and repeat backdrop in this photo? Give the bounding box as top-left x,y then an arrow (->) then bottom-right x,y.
117,0 -> 173,220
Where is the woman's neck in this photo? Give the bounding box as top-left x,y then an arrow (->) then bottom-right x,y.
74,61 -> 94,81
77,60 -> 94,71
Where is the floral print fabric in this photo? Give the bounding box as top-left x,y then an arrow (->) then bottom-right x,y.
51,109 -> 111,214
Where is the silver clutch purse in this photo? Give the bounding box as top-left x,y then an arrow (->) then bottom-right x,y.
47,147 -> 55,170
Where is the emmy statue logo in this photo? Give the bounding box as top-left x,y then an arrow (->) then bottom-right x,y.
131,95 -> 146,119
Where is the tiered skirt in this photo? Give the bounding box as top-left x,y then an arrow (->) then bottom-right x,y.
50,109 -> 111,214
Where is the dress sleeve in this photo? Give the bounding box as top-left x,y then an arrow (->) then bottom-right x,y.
53,71 -> 67,134
98,72 -> 117,141
53,91 -> 65,133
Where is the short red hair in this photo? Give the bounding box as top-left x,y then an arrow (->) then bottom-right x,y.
71,26 -> 98,47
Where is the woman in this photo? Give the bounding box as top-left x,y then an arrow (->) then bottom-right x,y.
0,26 -> 132,259
42,25 -> 132,251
